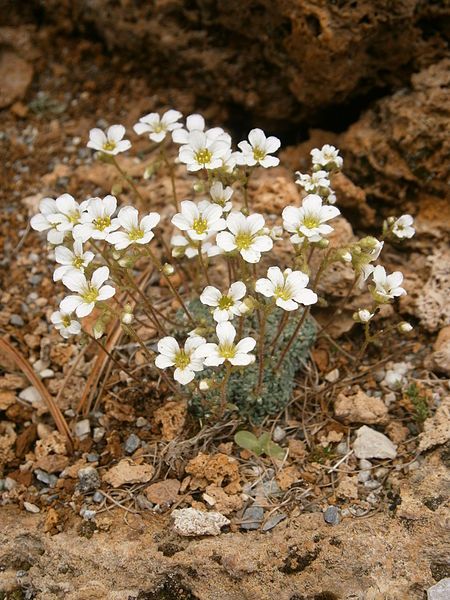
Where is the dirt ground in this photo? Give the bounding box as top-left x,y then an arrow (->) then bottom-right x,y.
1,9 -> 449,600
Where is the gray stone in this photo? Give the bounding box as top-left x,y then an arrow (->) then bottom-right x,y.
240,505 -> 264,530
86,453 -> 99,462
273,426 -> 286,442
93,427 -> 105,442
23,502 -> 40,514
19,386 -> 42,405
136,417 -> 148,428
34,469 -> 58,487
74,419 -> 91,439
353,426 -> 397,460
427,578 -> 450,600
78,466 -> 100,493
79,506 -> 96,520
262,513 -> 286,532
10,314 -> 24,326
93,491 -> 104,503
323,505 -> 341,525
124,433 -> 140,454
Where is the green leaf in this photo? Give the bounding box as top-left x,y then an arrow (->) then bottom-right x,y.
264,441 -> 286,460
234,430 -> 261,453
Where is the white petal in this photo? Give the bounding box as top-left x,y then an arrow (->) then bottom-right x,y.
226,212 -> 246,235
186,114 -> 205,131
230,353 -> 255,366
97,285 -> 116,300
248,128 -> 266,148
293,288 -> 318,306
107,124 -> 125,143
200,286 -> 222,306
118,206 -> 139,230
267,266 -> 284,287
216,321 -> 236,345
240,248 -> 260,263
91,266 -> 110,288
216,231 -> 237,252
62,270 -> 87,292
155,354 -> 174,369
141,213 -> 160,231
235,337 -> 256,354
276,298 -> 298,311
255,278 -> 274,297
229,281 -> 246,300
60,295 -> 83,314
76,302 -> 94,318
157,336 -> 179,358
55,245 -> 74,265
174,367 -> 195,385
55,194 -> 76,214
88,128 -> 106,148
133,122 -> 151,135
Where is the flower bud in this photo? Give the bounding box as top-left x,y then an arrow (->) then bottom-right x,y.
353,309 -> 374,323
316,238 -> 329,249
398,321 -> 413,333
359,236 -> 380,252
239,297 -> 256,315
121,305 -> 134,325
339,249 -> 352,263
199,380 -> 210,391
193,181 -> 206,193
162,263 -> 175,276
93,320 -> 105,339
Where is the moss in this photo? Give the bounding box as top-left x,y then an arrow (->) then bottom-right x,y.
180,300 -> 316,422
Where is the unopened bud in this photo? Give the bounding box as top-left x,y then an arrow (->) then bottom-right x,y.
93,320 -> 105,339
121,305 -> 134,325
162,263 -> 175,276
398,321 -> 413,333
316,238 -> 329,249
239,297 -> 256,315
199,380 -> 210,391
353,309 -> 374,323
339,250 -> 352,263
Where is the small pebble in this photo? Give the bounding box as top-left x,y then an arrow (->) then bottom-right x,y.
336,441 -> 348,455
364,480 -> 381,490
10,314 -> 24,326
136,494 -> 154,510
86,453 -> 99,462
35,469 -> 58,487
427,578 -> 450,600
74,419 -> 91,439
366,492 -> 379,504
136,417 -> 148,428
19,386 -> 42,405
325,368 -> 340,383
124,433 -> 140,454
384,392 -> 396,406
23,502 -> 40,514
93,491 -> 104,503
262,513 -> 286,532
4,477 -> 17,491
29,274 -> 42,286
93,427 -> 105,442
78,466 -> 100,493
273,426 -> 286,442
323,505 -> 341,525
373,369 -> 385,383
39,369 -> 54,379
79,506 -> 96,520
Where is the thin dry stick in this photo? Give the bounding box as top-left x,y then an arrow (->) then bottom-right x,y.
0,338 -> 73,449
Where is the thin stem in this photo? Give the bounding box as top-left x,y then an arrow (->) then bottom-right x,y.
269,311 -> 289,355
123,271 -> 168,336
111,156 -> 146,206
220,363 -> 232,416
255,310 -> 267,396
145,247 -> 196,326
161,148 -> 179,211
274,307 -> 309,371
198,246 -> 211,285
84,330 -> 141,384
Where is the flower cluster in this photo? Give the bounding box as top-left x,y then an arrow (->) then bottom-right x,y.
30,109 -> 415,415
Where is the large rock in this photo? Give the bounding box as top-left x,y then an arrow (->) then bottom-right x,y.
31,0 -> 449,125
353,426 -> 397,460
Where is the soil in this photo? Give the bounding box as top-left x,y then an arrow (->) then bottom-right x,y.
0,6 -> 449,600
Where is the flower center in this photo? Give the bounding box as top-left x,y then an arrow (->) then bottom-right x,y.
195,149 -> 212,165
253,147 -> 266,161
302,215 -> 320,229
274,285 -> 292,301
192,217 -> 209,235
62,315 -> 72,327
218,295 -> 234,310
153,123 -> 164,133
174,350 -> 191,370
81,286 -> 99,304
103,141 -> 116,152
72,256 -> 85,269
68,210 -> 80,224
219,343 -> 236,360
128,227 -> 145,241
93,216 -> 111,231
235,231 -> 253,250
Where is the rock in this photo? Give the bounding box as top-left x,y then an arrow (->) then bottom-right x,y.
382,362 -> 410,390
172,508 -> 229,537
323,505 -> 341,525
78,467 -> 101,493
136,417 -> 148,428
35,454 -> 68,474
427,578 -> 450,600
93,491 -> 104,503
262,513 -> 286,532
203,484 -> 243,515
74,419 -> 91,439
34,469 -> 58,487
276,465 -> 301,491
186,452 -> 241,494
145,479 -> 180,505
353,426 -> 397,460
240,505 -> 264,530
272,426 -> 286,442
23,502 -> 40,514
102,459 -> 155,488
154,400 -> 187,441
124,433 -> 140,454
0,392 -> 15,411
334,389 -> 388,424
0,51 -> 33,108
427,325 -> 450,376
336,476 -> 358,500
79,507 -> 96,521
19,386 -> 42,405
325,368 -> 340,383
93,427 -> 105,442
419,396 -> 450,452
9,314 -> 24,326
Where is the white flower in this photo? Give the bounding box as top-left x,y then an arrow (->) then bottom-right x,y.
133,109 -> 182,143
30,197 -> 66,245
73,195 -> 119,242
310,145 -> 343,170
200,281 -> 247,322
172,113 -> 230,145
178,131 -> 231,171
296,170 -> 330,192
353,309 -> 374,323
392,215 -> 415,239
216,212 -> 273,263
45,194 -> 89,236
106,206 -> 160,250
171,233 -> 222,259
269,225 -> 284,241
50,310 -> 81,339
171,200 -> 226,241
155,335 -> 206,385
53,240 -> 95,281
60,266 -> 116,318
236,128 -> 280,168
370,265 -> 406,303
255,267 -> 318,311
353,237 -> 384,288
209,181 -> 233,212
282,194 -> 340,244
87,125 -> 131,155
198,322 -> 256,367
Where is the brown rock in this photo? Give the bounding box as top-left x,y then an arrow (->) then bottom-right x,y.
0,51 -> 33,108
334,389 -> 388,424
102,458 -> 155,488
203,485 -> 243,515
288,439 -> 307,460
0,422 -> 16,469
0,391 -> 16,411
154,400 -> 187,441
418,396 -> 450,452
336,476 -> 359,500
186,452 -> 241,494
276,465 -> 301,491
35,454 -> 69,474
145,479 -> 180,505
